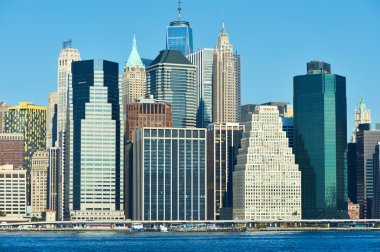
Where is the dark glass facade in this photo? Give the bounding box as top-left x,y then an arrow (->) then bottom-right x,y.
348,142 -> 357,203
166,21 -> 193,56
294,68 -> 348,219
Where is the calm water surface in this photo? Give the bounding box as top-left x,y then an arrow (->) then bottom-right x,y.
0,231 -> 379,251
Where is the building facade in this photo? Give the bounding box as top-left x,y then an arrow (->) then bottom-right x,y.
31,151 -> 48,218
122,35 -> 146,106
234,52 -> 241,122
212,23 -> 237,123
47,147 -> 61,220
207,123 -> 244,220
0,133 -> 24,168
4,102 -> 46,172
166,1 -> 193,56
46,92 -> 58,148
0,102 -> 12,133
146,50 -> 196,128
0,165 -> 27,221
233,106 -> 301,221
188,48 -> 214,128
133,127 -> 207,221
294,61 -> 348,219
356,125 -> 380,219
68,59 -> 124,221
125,100 -> 173,143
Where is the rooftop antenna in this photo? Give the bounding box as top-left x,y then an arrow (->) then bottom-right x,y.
178,0 -> 182,21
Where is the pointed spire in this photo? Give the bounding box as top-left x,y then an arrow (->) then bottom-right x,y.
359,96 -> 367,110
126,35 -> 144,68
178,0 -> 182,21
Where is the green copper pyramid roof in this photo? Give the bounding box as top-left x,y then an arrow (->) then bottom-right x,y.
359,96 -> 367,110
125,35 -> 144,68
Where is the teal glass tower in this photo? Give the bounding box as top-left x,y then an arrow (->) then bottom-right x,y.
294,61 -> 348,219
166,0 -> 193,56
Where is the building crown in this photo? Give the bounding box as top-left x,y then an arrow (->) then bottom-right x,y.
125,34 -> 144,69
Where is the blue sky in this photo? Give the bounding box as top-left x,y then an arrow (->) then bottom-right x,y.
0,0 -> 379,136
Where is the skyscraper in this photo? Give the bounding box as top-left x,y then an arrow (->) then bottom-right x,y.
31,151 -> 48,218
146,50 -> 196,128
133,127 -> 207,221
373,143 -> 380,219
213,23 -> 237,123
166,0 -> 193,56
234,52 -> 241,122
4,102 -> 46,172
294,61 -> 348,219
46,92 -> 58,148
207,123 -> 244,220
233,106 -> 301,221
188,48 -> 214,128
68,59 -> 124,221
57,40 -> 81,138
121,35 -> 146,106
356,124 -> 380,219
47,147 -> 60,220
352,97 -> 371,143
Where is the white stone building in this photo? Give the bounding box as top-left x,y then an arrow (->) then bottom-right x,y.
233,106 -> 301,221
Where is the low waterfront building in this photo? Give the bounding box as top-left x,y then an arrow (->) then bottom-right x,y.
233,106 -> 301,221
133,127 -> 207,221
0,165 -> 27,221
348,199 -> 360,220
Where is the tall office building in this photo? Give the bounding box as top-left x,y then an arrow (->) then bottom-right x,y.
0,102 -> 12,133
352,97 -> 371,143
121,35 -> 146,106
234,52 -> 241,121
188,48 -> 214,128
0,165 -> 27,221
47,147 -> 60,219
57,40 -> 81,137
240,104 -> 258,123
373,143 -> 380,219
31,151 -> 48,218
0,133 -> 24,168
68,59 -> 124,221
4,102 -> 46,172
356,124 -> 380,218
166,0 -> 193,56
146,50 -> 196,128
46,92 -> 58,148
213,23 -> 237,123
294,61 -> 348,219
233,106 -> 301,221
133,127 -> 207,221
207,123 -> 244,220
348,142 -> 357,203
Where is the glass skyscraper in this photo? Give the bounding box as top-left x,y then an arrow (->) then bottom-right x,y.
188,48 -> 214,128
133,127 -> 207,221
68,59 -> 124,221
294,61 -> 348,219
146,50 -> 197,128
166,1 -> 193,56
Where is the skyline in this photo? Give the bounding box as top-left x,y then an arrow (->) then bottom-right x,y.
1,0 -> 380,138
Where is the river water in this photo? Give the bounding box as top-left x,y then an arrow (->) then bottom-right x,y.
0,231 -> 379,251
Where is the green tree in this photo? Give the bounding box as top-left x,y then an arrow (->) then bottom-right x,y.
0,210 -> 6,217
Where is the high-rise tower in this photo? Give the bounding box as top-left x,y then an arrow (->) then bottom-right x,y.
146,50 -> 196,128
46,92 -> 58,148
294,61 -> 348,219
68,60 -> 124,221
166,0 -> 193,56
188,48 -> 214,128
57,40 -> 81,139
212,23 -> 237,123
122,35 -> 146,106
352,97 -> 371,143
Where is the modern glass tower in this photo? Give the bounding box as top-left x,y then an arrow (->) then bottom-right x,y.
166,0 -> 193,56
188,48 -> 214,128
133,127 -> 207,221
294,61 -> 348,219
68,59 -> 124,221
146,50 -> 197,128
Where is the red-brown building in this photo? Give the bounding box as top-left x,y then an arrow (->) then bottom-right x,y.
125,101 -> 173,142
0,133 -> 24,168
